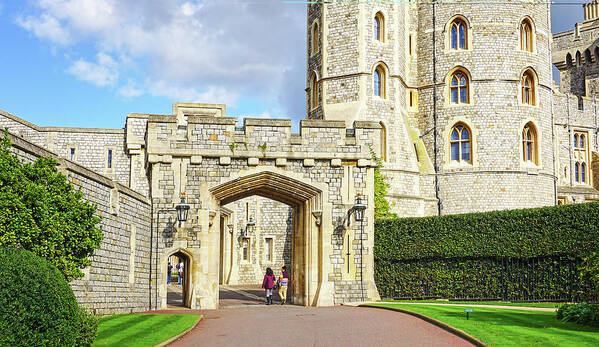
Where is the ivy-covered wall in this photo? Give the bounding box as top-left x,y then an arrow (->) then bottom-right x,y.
375,203 -> 599,301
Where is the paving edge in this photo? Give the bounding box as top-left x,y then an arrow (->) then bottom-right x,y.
155,315 -> 203,347
359,304 -> 488,347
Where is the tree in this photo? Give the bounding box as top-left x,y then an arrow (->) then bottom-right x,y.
0,134 -> 102,281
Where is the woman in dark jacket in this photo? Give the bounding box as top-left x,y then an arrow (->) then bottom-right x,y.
262,267 -> 276,305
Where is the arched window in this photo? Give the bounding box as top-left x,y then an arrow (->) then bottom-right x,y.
310,73 -> 319,109
574,131 -> 589,184
380,122 -> 387,162
595,47 -> 599,64
576,51 -> 582,67
373,64 -> 386,98
522,69 -> 536,105
450,70 -> 469,104
450,123 -> 471,163
586,49 -> 593,64
374,12 -> 384,42
566,53 -> 573,67
520,19 -> 533,52
311,22 -> 319,55
450,18 -> 467,50
522,122 -> 537,164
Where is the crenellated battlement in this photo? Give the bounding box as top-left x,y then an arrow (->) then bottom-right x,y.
138,104 -> 381,167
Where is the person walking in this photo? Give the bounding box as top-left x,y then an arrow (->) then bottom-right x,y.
178,261 -> 184,285
262,267 -> 276,305
167,262 -> 173,285
278,266 -> 289,305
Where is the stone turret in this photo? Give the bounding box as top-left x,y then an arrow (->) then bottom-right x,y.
584,0 -> 599,21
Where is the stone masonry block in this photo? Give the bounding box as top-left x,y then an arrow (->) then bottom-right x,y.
220,157 -> 231,165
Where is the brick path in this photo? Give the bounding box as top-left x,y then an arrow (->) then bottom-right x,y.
166,305 -> 473,347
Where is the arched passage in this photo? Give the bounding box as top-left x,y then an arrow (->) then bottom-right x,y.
210,171 -> 324,306
161,248 -> 193,308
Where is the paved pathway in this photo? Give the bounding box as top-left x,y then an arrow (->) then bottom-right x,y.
167,305 -> 473,347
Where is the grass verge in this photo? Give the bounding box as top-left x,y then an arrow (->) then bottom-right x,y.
93,313 -> 201,347
379,300 -> 560,309
372,304 -> 599,347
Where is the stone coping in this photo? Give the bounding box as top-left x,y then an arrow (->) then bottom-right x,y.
244,118 -> 291,127
0,109 -> 124,134
300,119 -> 346,128
354,121 -> 382,129
5,131 -> 149,204
187,115 -> 237,125
148,115 -> 177,123
127,113 -> 166,119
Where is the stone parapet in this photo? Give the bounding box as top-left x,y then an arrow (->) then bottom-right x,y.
146,114 -> 380,163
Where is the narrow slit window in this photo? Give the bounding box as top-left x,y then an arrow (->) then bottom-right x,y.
70,148 -> 76,161
522,122 -> 537,164
265,238 -> 273,262
521,70 -> 536,106
107,149 -> 113,169
243,238 -> 250,261
374,12 -> 384,42
520,19 -> 534,52
373,65 -> 386,98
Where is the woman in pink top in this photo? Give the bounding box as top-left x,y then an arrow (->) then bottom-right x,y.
262,267 -> 276,305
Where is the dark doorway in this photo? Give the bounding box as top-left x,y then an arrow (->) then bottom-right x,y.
167,251 -> 190,308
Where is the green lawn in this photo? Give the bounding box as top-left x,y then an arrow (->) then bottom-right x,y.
380,300 -> 561,309
93,313 -> 201,347
373,304 -> 599,347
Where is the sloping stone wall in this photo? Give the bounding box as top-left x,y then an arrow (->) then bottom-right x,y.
4,132 -> 152,316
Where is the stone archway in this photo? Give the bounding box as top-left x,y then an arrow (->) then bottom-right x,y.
159,247 -> 195,309
146,109 -> 382,310
210,171 -> 325,306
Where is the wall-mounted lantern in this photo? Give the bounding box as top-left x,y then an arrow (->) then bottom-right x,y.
175,196 -> 190,224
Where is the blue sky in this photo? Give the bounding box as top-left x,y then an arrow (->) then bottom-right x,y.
0,1 -> 586,129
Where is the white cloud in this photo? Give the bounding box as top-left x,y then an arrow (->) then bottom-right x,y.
16,14 -> 72,45
17,0 -> 307,118
118,80 -> 144,98
67,52 -> 118,87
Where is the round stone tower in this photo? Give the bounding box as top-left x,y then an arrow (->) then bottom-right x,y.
307,1 -> 556,216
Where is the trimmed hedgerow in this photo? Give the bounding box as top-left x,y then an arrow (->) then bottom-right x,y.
375,202 -> 599,300
0,247 -> 96,346
557,303 -> 599,326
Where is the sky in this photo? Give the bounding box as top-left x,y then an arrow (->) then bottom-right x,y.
0,1 -> 587,129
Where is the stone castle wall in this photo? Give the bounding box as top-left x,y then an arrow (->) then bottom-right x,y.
4,131 -> 152,316
0,110 -> 131,188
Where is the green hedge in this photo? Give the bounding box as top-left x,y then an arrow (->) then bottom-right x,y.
0,247 -> 97,346
375,202 -> 599,301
